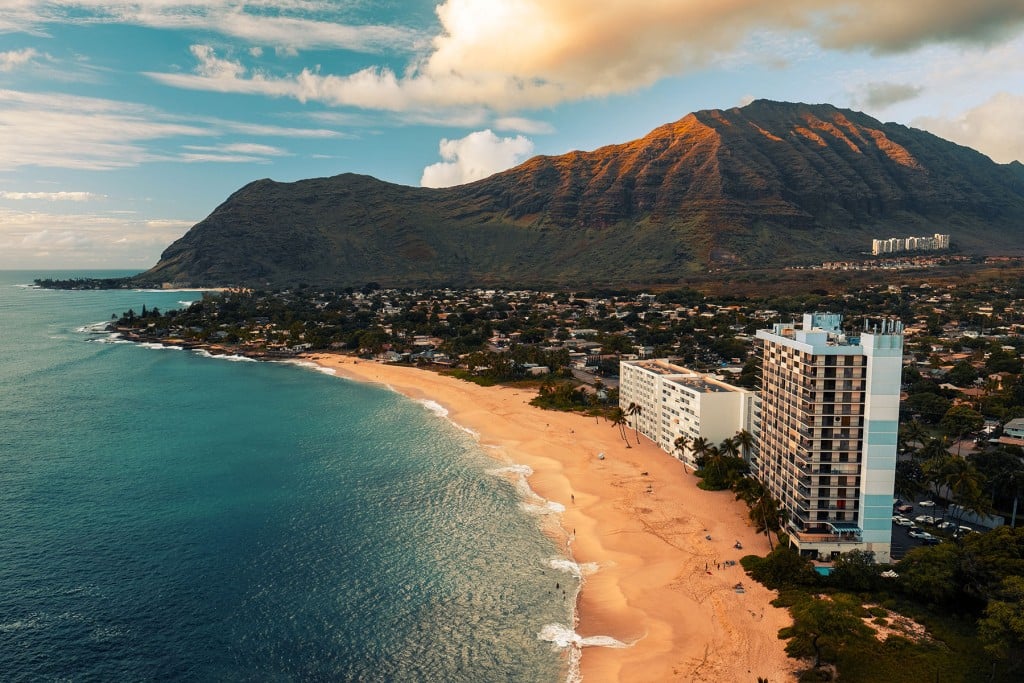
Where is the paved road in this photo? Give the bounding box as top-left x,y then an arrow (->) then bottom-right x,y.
572,369 -> 619,389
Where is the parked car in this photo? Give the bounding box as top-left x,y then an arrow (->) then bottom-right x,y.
914,515 -> 936,525
955,525 -> 979,536
909,530 -> 937,542
936,521 -> 955,531
896,504 -> 914,514
893,516 -> 913,527
919,500 -> 936,507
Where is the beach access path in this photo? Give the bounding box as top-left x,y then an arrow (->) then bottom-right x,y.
304,354 -> 797,682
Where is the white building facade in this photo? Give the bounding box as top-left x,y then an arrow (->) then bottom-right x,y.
755,313 -> 903,563
619,359 -> 760,467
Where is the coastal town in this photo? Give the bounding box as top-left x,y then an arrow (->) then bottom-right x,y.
74,267 -> 1024,680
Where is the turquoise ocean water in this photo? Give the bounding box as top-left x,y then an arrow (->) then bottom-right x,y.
0,271 -> 580,681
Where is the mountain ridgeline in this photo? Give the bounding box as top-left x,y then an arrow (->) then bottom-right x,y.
137,100 -> 1024,288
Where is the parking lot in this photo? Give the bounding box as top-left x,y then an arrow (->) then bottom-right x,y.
890,499 -> 984,561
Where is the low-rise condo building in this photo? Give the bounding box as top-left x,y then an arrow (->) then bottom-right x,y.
619,359 -> 760,467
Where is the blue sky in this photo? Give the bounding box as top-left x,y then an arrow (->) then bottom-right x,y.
1,1 -> 1023,269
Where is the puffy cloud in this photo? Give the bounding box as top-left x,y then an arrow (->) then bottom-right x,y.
857,82 -> 924,109
0,48 -> 38,71
815,1 -> 1024,54
421,129 -> 534,188
190,44 -> 246,79
143,1 -> 1024,113
913,92 -> 1024,164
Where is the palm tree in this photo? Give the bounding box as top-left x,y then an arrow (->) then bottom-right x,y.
690,436 -> 712,468
734,429 -> 756,462
610,406 -> 631,446
925,455 -> 985,522
720,436 -> 741,459
627,402 -> 643,444
750,490 -> 784,550
901,420 -> 930,455
673,435 -> 691,473
732,475 -> 764,506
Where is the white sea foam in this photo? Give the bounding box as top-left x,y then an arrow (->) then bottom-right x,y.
75,321 -> 112,334
522,500 -> 566,515
547,558 -> 599,579
417,399 -> 449,418
138,342 -> 183,351
488,463 -> 566,515
538,623 -> 629,650
0,615 -> 43,632
487,464 -> 534,478
192,349 -> 255,362
177,300 -> 197,308
89,333 -> 131,344
280,359 -> 338,376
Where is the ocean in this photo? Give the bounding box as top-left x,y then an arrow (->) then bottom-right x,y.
0,271 -> 578,682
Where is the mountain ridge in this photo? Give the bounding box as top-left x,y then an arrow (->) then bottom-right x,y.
136,99 -> 1024,288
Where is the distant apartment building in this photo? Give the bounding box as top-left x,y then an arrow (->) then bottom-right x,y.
755,313 -> 903,563
618,359 -> 760,468
871,233 -> 950,256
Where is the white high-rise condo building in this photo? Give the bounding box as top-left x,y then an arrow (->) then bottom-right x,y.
619,359 -> 760,468
755,313 -> 903,563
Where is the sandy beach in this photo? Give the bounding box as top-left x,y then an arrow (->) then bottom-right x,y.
304,354 -> 796,682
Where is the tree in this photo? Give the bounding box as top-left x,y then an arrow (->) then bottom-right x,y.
947,359 -> 979,387
979,575 -> 1024,668
734,428 -> 756,462
829,549 -> 882,592
899,419 -> 930,454
748,486 -> 785,550
609,406 -> 631,447
626,402 -> 643,444
940,405 -> 984,450
673,435 -> 691,473
690,437 -> 712,466
924,455 -> 986,522
784,595 -> 872,669
907,392 -> 952,423
894,458 -> 925,502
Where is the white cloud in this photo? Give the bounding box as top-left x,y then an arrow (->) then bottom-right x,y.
140,1 -> 1024,114
4,2 -> 421,54
913,92 -> 1024,164
0,88 -> 339,171
494,116 -> 554,134
190,44 -> 246,79
420,129 -> 534,188
854,81 -> 924,109
0,190 -> 104,201
0,206 -> 195,268
0,48 -> 38,71
183,142 -> 290,156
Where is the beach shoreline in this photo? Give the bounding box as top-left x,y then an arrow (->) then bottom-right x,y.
303,353 -> 797,683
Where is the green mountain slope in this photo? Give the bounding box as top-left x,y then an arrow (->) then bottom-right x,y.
136,100 -> 1024,288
